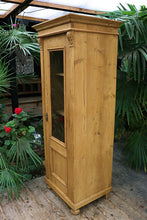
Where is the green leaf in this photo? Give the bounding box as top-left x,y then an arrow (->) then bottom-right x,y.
8,137 -> 41,169
0,131 -> 6,138
116,78 -> 144,125
21,117 -> 28,122
28,126 -> 35,133
6,119 -> 15,128
4,140 -> 11,146
123,126 -> 147,172
0,167 -> 24,201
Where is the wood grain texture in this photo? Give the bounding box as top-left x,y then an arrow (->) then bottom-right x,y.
34,14 -> 121,213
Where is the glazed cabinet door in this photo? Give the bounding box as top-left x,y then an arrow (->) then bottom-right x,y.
43,35 -> 68,195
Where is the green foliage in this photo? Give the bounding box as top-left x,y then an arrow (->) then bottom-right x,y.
114,115 -> 126,140
0,22 -> 40,62
0,59 -> 14,96
0,60 -> 9,94
123,122 -> 147,171
116,77 -> 144,125
0,104 -> 8,124
0,108 -> 42,201
0,165 -> 24,201
0,21 -> 42,201
0,21 -> 40,103
98,4 -> 147,171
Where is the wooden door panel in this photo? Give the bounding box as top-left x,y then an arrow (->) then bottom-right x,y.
49,137 -> 68,194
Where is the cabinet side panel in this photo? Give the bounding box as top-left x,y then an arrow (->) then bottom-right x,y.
73,31 -> 118,203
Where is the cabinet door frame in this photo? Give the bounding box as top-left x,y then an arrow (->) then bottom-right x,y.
48,46 -> 66,146
46,46 -> 68,194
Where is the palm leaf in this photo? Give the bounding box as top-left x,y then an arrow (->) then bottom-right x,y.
99,3 -> 147,172
123,126 -> 147,171
0,167 -> 24,201
116,78 -> 144,125
8,137 -> 41,169
0,60 -> 13,95
0,25 -> 40,60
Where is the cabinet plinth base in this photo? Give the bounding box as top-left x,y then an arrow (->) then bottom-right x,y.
71,208 -> 80,215
45,176 -> 112,213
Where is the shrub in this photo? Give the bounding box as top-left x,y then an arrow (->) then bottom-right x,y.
0,108 -> 42,201
99,4 -> 147,171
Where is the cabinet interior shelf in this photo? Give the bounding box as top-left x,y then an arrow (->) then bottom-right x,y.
56,109 -> 64,116
56,73 -> 64,76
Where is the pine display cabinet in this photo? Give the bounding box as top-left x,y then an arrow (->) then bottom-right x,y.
33,14 -> 121,214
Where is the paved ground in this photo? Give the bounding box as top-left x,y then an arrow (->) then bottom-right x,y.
0,143 -> 147,220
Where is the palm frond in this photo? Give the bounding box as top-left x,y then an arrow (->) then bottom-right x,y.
123,124 -> 147,172
99,3 -> 147,172
0,60 -> 12,95
114,115 -> 126,140
116,78 -> 144,125
137,82 -> 147,109
0,24 -> 40,60
0,167 -> 24,201
8,137 -> 41,169
120,45 -> 147,83
0,151 -> 7,169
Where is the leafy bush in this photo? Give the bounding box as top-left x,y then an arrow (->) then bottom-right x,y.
99,4 -> 147,171
0,22 -> 40,61
0,21 -> 40,112
0,108 -> 42,201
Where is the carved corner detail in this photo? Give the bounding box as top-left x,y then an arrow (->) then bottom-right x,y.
66,31 -> 74,47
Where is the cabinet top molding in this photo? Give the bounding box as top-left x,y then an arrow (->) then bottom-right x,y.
33,13 -> 121,38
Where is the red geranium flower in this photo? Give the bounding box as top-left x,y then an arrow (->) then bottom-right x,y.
15,108 -> 22,115
4,125 -> 12,133
59,116 -> 64,122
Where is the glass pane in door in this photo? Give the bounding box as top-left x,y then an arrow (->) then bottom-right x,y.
50,50 -> 64,142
